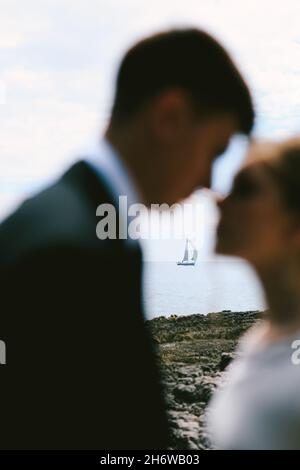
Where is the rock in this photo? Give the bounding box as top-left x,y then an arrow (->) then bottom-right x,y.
173,379 -> 215,404
146,310 -> 263,450
168,410 -> 203,450
195,380 -> 214,403
173,384 -> 198,403
219,352 -> 235,371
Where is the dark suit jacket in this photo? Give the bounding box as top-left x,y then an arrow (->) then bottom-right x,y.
0,161 -> 170,449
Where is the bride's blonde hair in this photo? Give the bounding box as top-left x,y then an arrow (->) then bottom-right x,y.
247,136 -> 300,214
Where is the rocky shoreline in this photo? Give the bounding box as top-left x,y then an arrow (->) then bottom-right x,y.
146,310 -> 264,450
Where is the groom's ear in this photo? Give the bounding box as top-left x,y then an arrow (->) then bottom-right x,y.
147,88 -> 193,142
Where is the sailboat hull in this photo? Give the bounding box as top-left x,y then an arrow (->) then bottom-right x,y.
177,261 -> 195,266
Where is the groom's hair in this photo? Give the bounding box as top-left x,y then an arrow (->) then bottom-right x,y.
110,28 -> 254,134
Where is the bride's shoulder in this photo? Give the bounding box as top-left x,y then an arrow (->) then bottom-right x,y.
237,320 -> 270,355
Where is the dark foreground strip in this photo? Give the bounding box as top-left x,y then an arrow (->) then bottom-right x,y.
0,450 -> 296,466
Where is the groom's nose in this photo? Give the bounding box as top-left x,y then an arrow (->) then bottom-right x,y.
216,194 -> 229,210
202,188 -> 223,204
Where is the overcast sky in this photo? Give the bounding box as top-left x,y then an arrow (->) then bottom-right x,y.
1,0 -> 300,259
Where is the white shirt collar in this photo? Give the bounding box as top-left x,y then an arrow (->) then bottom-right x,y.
87,138 -> 141,209
85,138 -> 142,248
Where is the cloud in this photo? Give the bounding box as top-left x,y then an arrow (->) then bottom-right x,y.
1,0 -> 300,231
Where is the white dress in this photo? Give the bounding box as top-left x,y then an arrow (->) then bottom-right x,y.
207,328 -> 300,449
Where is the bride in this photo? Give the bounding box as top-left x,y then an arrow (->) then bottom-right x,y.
207,136 -> 300,449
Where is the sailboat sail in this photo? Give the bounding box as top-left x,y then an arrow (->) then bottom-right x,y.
182,239 -> 189,262
191,243 -> 198,262
177,239 -> 198,265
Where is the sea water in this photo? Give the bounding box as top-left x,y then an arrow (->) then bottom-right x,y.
143,258 -> 266,319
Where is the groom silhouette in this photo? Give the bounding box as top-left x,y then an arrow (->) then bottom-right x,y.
0,29 -> 254,449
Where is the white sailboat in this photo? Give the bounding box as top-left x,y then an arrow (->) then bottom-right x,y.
177,238 -> 198,266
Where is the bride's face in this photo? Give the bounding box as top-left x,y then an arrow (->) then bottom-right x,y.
216,160 -> 297,268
